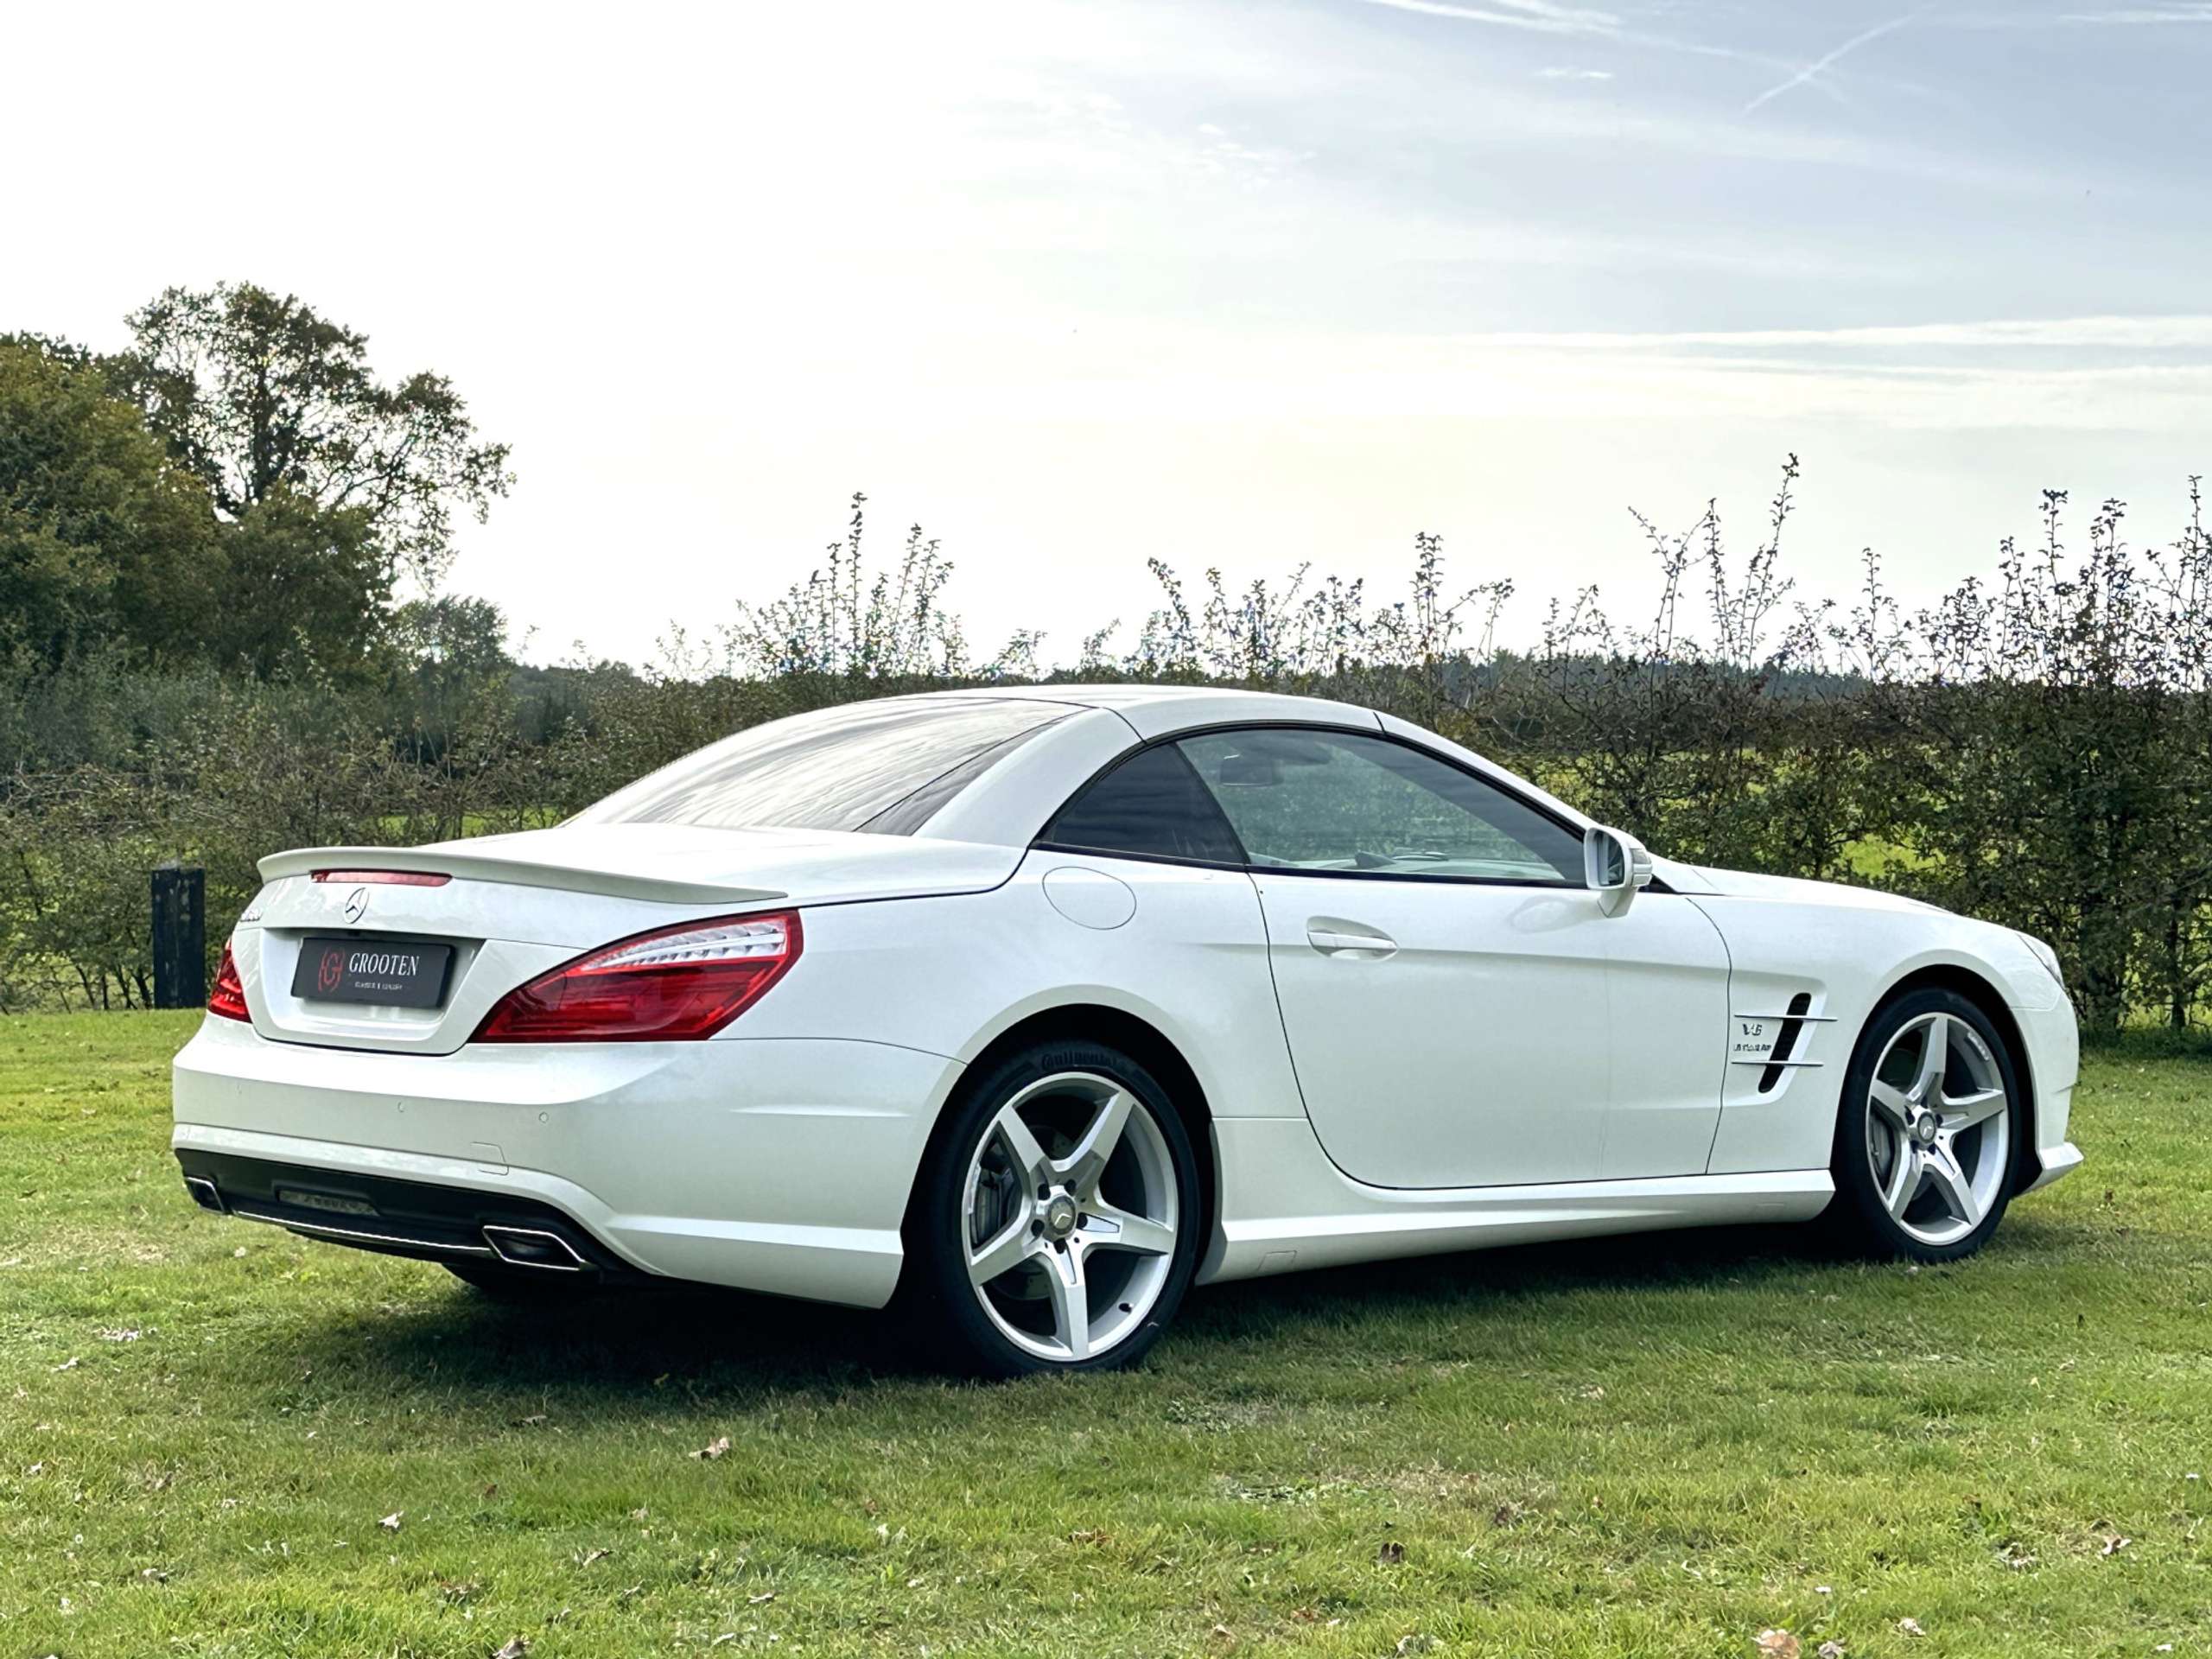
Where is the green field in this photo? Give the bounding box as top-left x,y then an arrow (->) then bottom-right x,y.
3,1014 -> 2207,1657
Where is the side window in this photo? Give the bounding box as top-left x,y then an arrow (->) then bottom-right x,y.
1040,744 -> 1246,865
1176,728 -> 1583,884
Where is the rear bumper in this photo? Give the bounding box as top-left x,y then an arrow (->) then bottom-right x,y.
176,1148 -> 641,1276
171,1016 -> 963,1307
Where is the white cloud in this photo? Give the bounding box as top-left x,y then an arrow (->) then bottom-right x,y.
2060,3 -> 2212,19
1357,0 -> 1620,35
1357,0 -> 1864,88
1537,66 -> 1616,79
1448,315 -> 2212,352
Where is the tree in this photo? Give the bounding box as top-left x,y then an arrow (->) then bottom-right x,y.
385,594 -> 517,763
0,335 -> 220,668
204,489 -> 386,680
118,283 -> 512,588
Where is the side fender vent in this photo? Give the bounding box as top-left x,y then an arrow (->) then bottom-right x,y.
1758,992 -> 1815,1093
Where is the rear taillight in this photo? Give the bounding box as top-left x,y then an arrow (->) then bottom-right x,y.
473,910 -> 803,1044
208,941 -> 251,1022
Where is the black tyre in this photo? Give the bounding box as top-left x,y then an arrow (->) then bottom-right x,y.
901,1039 -> 1203,1378
1828,987 -> 2022,1262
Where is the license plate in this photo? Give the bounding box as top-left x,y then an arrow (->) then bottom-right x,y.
292,937 -> 453,1008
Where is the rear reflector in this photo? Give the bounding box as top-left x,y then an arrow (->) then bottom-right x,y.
311,869 -> 452,887
208,941 -> 251,1022
472,910 -> 803,1043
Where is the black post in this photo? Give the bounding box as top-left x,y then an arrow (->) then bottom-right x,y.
151,863 -> 206,1009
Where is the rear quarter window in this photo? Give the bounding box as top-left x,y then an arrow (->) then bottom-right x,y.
1039,743 -> 1246,865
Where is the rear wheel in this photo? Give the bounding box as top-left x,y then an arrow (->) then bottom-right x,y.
1829,988 -> 2020,1261
904,1041 -> 1201,1377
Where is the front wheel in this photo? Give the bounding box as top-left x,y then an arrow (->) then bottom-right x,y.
903,1041 -> 1202,1377
1828,988 -> 2022,1262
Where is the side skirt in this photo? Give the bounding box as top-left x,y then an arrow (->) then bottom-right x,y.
1198,1116 -> 1833,1286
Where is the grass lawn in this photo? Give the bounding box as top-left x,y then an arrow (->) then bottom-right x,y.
3,1014 -> 2207,1658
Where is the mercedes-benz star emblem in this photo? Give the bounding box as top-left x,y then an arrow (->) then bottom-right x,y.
342,886 -> 371,925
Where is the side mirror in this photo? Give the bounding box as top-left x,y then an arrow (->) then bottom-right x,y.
1583,825 -> 1654,917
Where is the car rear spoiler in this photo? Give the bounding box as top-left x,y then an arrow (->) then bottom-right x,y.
256,846 -> 787,908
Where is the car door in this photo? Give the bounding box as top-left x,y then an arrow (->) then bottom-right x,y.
1173,726 -> 1723,1189
1165,727 -> 1602,1188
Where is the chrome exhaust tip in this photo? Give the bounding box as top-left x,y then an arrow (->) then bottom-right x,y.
481,1224 -> 588,1272
183,1175 -> 226,1213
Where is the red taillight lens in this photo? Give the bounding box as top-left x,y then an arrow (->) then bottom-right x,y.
208,941 -> 251,1022
473,910 -> 803,1044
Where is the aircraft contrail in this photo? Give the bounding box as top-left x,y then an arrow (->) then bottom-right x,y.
1743,10 -> 1923,114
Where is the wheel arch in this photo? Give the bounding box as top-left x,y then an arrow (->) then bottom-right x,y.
899,1002 -> 1220,1259
1868,963 -> 2039,1192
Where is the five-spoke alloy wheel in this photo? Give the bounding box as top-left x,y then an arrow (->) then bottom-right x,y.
1831,988 -> 2021,1261
907,1041 -> 1200,1376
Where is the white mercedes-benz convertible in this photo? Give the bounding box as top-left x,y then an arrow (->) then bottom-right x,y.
174,686 -> 2082,1375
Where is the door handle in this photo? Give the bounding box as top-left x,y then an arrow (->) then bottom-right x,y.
1306,922 -> 1397,959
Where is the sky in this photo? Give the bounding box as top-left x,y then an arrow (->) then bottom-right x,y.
6,0 -> 2210,668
